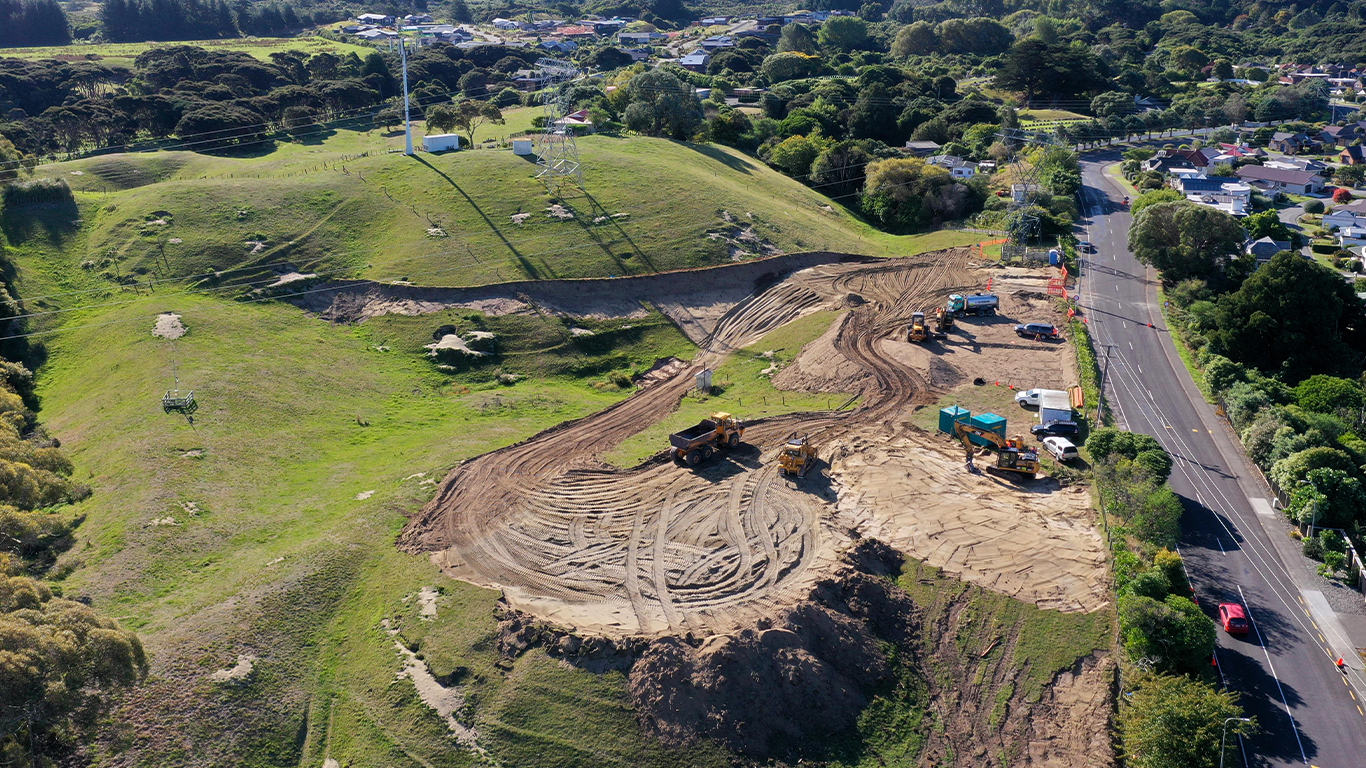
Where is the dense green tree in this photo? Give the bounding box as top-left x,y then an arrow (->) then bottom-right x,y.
1285,466 -> 1366,529
846,83 -> 899,144
860,157 -> 983,233
1120,671 -> 1252,768
817,16 -> 868,52
1209,252 -> 1366,381
810,140 -> 874,201
622,70 -> 702,140
1129,202 -> 1244,283
1243,209 -> 1293,242
1119,594 -> 1216,675
1295,375 -> 1366,414
994,39 -> 1106,102
1092,90 -> 1135,117
1130,188 -> 1182,216
891,20 -> 937,57
937,17 -> 1013,55
447,100 -> 504,146
761,52 -> 825,83
776,22 -> 818,54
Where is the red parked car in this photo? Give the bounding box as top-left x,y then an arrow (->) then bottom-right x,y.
1218,603 -> 1250,635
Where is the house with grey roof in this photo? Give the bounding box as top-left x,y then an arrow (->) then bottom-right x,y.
1234,164 -> 1326,195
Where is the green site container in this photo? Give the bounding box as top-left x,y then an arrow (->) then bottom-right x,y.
967,413 -> 1007,447
938,406 -> 971,437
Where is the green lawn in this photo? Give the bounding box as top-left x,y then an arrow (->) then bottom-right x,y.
0,35 -> 376,68
1019,109 -> 1089,123
37,131 -> 978,298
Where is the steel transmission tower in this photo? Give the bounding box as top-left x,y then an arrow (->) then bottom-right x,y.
998,128 -> 1063,254
533,58 -> 584,196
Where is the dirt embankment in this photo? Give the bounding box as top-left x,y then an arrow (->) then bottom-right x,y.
290,251 -> 875,343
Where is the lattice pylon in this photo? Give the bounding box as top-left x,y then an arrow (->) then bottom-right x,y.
533,58 -> 584,197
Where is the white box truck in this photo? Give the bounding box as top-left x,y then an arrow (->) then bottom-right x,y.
1038,389 -> 1073,426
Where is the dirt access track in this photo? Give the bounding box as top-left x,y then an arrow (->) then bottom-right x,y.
396,250 -> 1108,637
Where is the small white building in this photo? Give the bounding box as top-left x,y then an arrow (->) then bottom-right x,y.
422,133 -> 460,152
512,139 -> 534,155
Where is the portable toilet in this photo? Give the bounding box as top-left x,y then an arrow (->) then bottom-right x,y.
1048,248 -> 1060,265
938,405 -> 971,437
967,412 -> 1007,447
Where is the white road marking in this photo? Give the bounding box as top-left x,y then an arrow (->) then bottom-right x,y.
1240,584 -> 1310,765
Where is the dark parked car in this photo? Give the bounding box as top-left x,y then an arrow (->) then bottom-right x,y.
1078,241 -> 1094,253
1015,322 -> 1060,339
1031,420 -> 1080,438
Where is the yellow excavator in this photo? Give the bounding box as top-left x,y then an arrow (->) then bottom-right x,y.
778,436 -> 817,478
952,421 -> 1039,480
933,306 -> 953,334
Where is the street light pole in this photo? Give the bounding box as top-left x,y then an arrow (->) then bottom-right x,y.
1220,716 -> 1252,768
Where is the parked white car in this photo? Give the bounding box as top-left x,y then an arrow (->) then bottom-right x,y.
1015,388 -> 1043,407
1042,436 -> 1080,462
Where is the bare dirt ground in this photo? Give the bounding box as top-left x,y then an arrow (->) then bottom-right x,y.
399,251 -> 1107,634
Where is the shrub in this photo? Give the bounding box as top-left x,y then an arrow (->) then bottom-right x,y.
1304,199 -> 1325,214
1303,535 -> 1325,560
1225,381 -> 1271,431
1126,569 -> 1172,599
1204,354 -> 1248,396
1270,446 -> 1358,489
1087,429 -> 1173,481
1154,548 -> 1190,594
1118,593 -> 1217,676
1,177 -> 73,207
1119,671 -> 1251,768
1295,374 -> 1366,414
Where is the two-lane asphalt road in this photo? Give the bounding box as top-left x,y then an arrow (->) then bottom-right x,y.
1077,152 -> 1366,768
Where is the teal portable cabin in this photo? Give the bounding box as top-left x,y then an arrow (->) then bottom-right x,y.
966,412 -> 1007,447
938,406 -> 971,437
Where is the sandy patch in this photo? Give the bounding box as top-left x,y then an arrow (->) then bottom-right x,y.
152,313 -> 186,340
385,620 -> 480,750
355,490 -> 375,500
418,586 -> 440,620
266,272 -> 316,289
827,433 -> 1108,613
208,654 -> 255,682
424,334 -> 491,357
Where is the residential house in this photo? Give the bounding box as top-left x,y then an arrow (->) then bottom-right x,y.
680,50 -> 710,72
621,47 -> 651,62
1319,124 -> 1361,147
1264,157 -> 1329,173
591,19 -> 630,35
1341,145 -> 1366,165
1268,132 -> 1320,154
700,35 -> 735,50
699,16 -> 732,25
928,154 -> 978,179
355,28 -> 399,39
1339,226 -> 1366,247
1324,199 -> 1366,231
617,30 -> 665,45
513,69 -> 552,91
356,12 -> 393,25
1246,236 -> 1293,263
1141,148 -> 1206,174
553,109 -> 595,132
904,140 -> 941,156
1234,164 -> 1327,195
539,39 -> 578,53
555,25 -> 596,38
403,13 -> 433,24
491,18 -> 520,30
1175,172 -> 1253,215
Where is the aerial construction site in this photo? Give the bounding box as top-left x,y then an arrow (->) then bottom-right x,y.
361,247 -> 1112,762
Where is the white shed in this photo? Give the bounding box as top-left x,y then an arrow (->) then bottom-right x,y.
422,133 -> 460,152
512,139 -> 534,155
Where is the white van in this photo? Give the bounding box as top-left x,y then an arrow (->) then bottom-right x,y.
1042,436 -> 1080,463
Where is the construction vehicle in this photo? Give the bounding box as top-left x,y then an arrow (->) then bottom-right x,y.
947,293 -> 999,317
953,421 -> 1039,480
778,437 -> 817,478
670,412 -> 745,467
908,311 -> 929,342
933,306 -> 953,334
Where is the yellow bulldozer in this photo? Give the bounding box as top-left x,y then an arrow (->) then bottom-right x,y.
778,436 -> 818,478
908,311 -> 930,343
952,421 -> 1038,480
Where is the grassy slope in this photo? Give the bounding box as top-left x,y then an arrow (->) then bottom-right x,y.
0,36 -> 376,69
5,133 -> 1019,765
38,129 -> 977,295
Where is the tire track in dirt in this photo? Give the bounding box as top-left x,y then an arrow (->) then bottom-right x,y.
402,250 -> 979,637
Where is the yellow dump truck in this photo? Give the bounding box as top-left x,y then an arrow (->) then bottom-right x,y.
670,412 -> 745,467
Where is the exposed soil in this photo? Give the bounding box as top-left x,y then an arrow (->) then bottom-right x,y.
152,313 -> 186,340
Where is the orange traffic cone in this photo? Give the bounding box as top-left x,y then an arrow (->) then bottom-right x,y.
1211,654 -> 1218,667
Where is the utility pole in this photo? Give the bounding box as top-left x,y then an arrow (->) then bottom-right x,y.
400,35 -> 414,156
1220,717 -> 1252,768
1095,344 -> 1117,425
